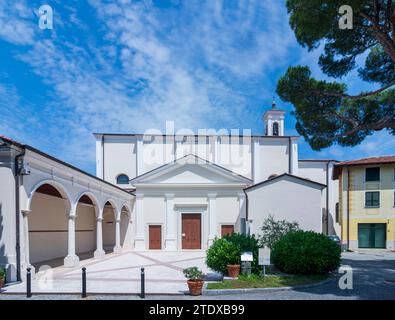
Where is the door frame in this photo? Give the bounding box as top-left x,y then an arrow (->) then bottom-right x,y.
176,205 -> 207,250
148,224 -> 163,250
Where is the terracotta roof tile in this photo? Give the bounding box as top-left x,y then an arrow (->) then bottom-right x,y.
0,135 -> 23,146
333,155 -> 395,179
335,156 -> 395,166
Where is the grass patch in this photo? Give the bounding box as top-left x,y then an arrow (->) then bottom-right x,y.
207,274 -> 329,290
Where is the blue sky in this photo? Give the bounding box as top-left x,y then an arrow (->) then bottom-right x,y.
0,0 -> 394,174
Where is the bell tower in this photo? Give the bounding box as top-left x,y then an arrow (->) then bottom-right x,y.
263,99 -> 286,136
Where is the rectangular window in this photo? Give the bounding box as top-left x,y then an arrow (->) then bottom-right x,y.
365,167 -> 380,182
335,203 -> 339,223
365,191 -> 380,207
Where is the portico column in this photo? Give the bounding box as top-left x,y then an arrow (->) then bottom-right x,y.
64,213 -> 80,267
134,194 -> 145,250
208,193 -> 217,246
114,217 -> 122,253
94,215 -> 105,259
165,194 -> 177,250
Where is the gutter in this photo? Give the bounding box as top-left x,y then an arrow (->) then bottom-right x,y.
14,148 -> 25,282
347,167 -> 350,250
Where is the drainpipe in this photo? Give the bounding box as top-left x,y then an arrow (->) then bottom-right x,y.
243,189 -> 249,236
14,148 -> 25,282
346,166 -> 350,250
288,137 -> 292,174
101,135 -> 105,180
326,161 -> 330,235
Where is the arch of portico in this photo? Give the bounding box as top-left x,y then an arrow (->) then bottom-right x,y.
19,153 -> 134,274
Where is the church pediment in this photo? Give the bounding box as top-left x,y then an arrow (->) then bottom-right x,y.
130,154 -> 251,186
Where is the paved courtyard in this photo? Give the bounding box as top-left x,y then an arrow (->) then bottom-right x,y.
2,250 -> 209,294
1,251 -> 395,299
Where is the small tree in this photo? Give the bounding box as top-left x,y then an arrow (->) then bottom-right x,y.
258,215 -> 300,249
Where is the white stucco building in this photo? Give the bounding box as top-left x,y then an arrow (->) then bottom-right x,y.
94,106 -> 339,250
0,105 -> 340,283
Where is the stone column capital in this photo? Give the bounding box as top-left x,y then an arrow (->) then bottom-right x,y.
207,193 -> 217,199
165,193 -> 175,200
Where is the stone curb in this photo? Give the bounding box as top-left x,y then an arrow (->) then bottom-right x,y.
202,276 -> 335,296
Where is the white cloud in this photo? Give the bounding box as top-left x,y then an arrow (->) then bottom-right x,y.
0,0 -> 391,173
0,2 -> 35,45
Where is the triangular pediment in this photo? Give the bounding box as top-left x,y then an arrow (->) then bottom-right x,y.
130,154 -> 251,186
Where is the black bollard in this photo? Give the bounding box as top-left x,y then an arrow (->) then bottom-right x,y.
82,267 -> 87,298
26,267 -> 32,298
140,267 -> 145,299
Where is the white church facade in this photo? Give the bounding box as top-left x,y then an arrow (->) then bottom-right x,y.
0,106 -> 339,282
94,106 -> 339,251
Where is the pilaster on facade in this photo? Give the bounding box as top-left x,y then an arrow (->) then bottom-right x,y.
164,194 -> 177,250
134,193 -> 145,250
207,193 -> 217,246
136,138 -> 144,176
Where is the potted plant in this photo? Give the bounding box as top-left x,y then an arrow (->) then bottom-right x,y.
183,267 -> 204,296
226,264 -> 241,278
0,268 -> 5,290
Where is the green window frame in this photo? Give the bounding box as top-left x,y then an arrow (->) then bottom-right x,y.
365,167 -> 380,182
365,191 -> 380,207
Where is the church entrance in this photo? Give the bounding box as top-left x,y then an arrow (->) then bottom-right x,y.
181,214 -> 201,249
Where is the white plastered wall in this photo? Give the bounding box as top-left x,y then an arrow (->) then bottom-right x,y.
255,138 -> 290,182
247,177 -> 323,237
102,136 -> 137,184
298,161 -> 340,236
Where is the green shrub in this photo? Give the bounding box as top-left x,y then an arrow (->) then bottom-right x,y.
183,267 -> 204,280
258,215 -> 299,249
0,267 -> 5,280
206,233 -> 261,275
271,230 -> 341,275
223,233 -> 260,274
206,238 -> 240,274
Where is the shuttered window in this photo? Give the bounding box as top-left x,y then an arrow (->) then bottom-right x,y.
365,167 -> 380,182
365,191 -> 380,207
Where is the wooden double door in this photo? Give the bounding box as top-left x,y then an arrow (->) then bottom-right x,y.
182,214 -> 201,249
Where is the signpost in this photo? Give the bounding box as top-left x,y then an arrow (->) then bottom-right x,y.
241,252 -> 253,275
258,247 -> 271,277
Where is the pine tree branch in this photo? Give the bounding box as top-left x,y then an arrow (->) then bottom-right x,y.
326,115 -> 395,142
359,11 -> 395,62
315,80 -> 395,100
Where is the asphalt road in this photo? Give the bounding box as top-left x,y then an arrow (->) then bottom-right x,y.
1,252 -> 394,300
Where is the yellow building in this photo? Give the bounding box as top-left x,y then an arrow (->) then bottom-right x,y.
333,156 -> 395,250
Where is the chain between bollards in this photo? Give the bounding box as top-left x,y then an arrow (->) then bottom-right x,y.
26,267 -> 32,298
140,267 -> 145,299
82,267 -> 87,298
